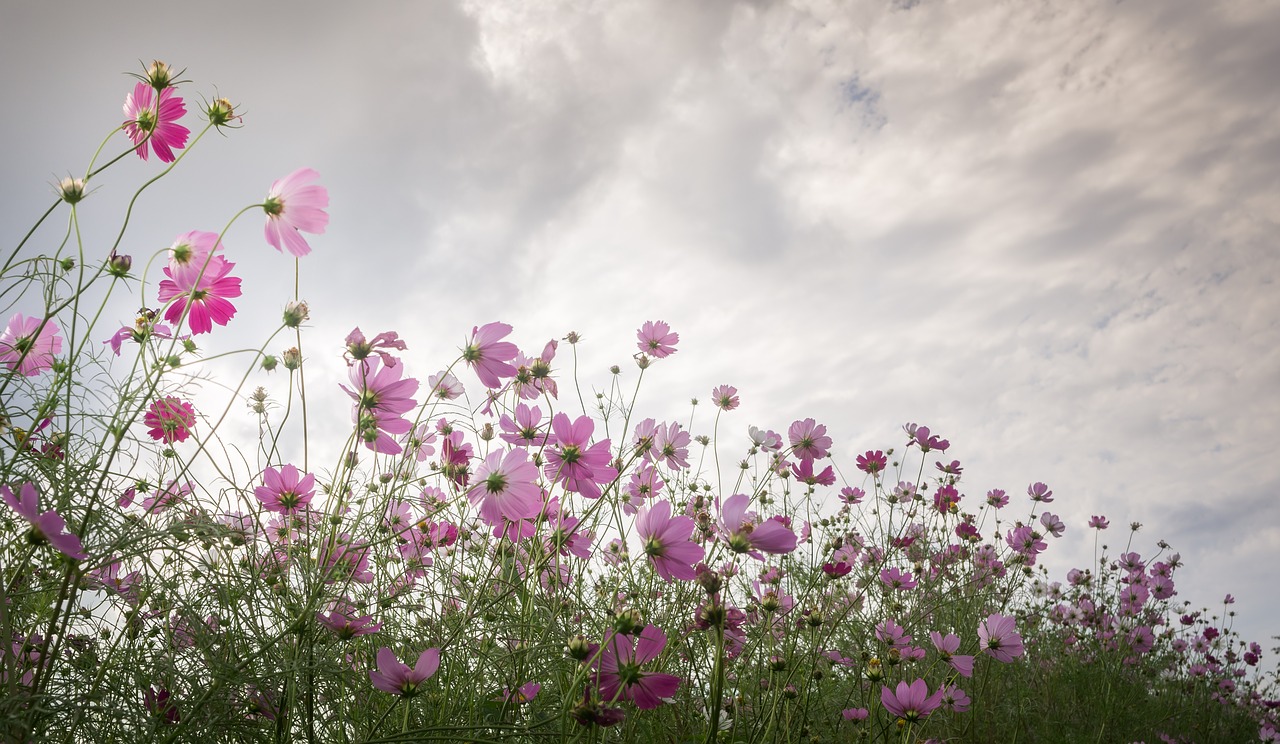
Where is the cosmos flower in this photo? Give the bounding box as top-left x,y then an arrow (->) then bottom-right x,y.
787,418 -> 831,461
594,624 -> 680,709
144,397 -> 196,444
370,647 -> 440,697
254,464 -> 315,515
0,313 -> 62,376
1,482 -> 87,560
879,679 -> 942,722
262,168 -> 329,257
635,500 -> 704,582
157,253 -> 242,335
468,448 -> 542,527
977,613 -> 1024,663
711,385 -> 739,411
122,82 -> 189,162
720,493 -> 796,558
636,320 -> 679,358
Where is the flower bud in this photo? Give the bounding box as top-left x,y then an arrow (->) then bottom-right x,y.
260,355 -> 278,372
145,60 -> 176,90
107,252 -> 132,278
612,608 -> 643,635
565,634 -> 591,661
57,177 -> 86,204
565,331 -> 581,344
282,300 -> 309,328
206,97 -> 240,127
282,347 -> 302,370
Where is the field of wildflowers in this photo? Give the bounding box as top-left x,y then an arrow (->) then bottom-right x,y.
1,63 -> 1276,743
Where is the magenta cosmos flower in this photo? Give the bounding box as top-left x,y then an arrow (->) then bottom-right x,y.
977,613 -> 1025,663
2,482 -> 87,560
0,313 -> 62,376
594,624 -> 680,709
370,647 -> 440,697
317,597 -> 382,640
157,253 -> 242,335
719,493 -> 796,559
254,464 -> 315,515
122,82 -> 189,162
340,357 -> 420,454
636,320 -> 678,358
461,322 -> 519,389
262,168 -> 329,257
468,448 -> 542,527
929,631 -> 974,678
635,500 -> 704,582
144,396 -> 196,444
880,679 -> 942,723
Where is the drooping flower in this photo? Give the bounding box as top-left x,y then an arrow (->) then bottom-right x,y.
879,679 -> 942,722
122,82 -> 189,162
344,327 -> 406,367
977,613 -> 1024,663
929,631 -> 974,678
1027,481 -> 1054,503
370,647 -> 440,697
635,500 -> 704,582
636,320 -> 678,358
0,313 -> 62,376
719,493 -> 797,558
594,624 -> 681,709
262,168 -> 329,257
144,397 -> 196,444
254,465 -> 315,515
2,482 -> 87,560
467,448 -> 542,527
462,322 -> 519,389
157,253 -> 242,335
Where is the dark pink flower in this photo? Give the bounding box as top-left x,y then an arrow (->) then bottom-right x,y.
937,684 -> 971,713
978,613 -> 1024,663
462,322 -> 518,389
880,678 -> 942,722
157,253 -> 242,335
122,82 -> 189,162
0,313 -> 62,376
791,457 -> 836,486
317,597 -> 382,640
144,397 -> 196,444
904,423 -> 949,453
855,450 -> 887,475
594,624 -> 680,709
787,418 -> 831,460
720,493 -> 796,558
636,500 -> 704,582
2,482 -> 87,560
144,686 -> 180,724
263,168 -> 329,257
636,320 -> 679,358
370,647 -> 440,697
1088,515 -> 1110,529
254,464 -> 315,515
986,488 -> 1009,508
468,448 -> 542,527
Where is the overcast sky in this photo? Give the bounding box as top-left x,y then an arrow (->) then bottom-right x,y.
3,1 -> 1278,648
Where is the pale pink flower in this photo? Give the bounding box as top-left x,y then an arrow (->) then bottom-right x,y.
1,482 -> 87,560
140,480 -> 191,514
787,418 -> 831,460
468,448 -> 542,527
977,613 -> 1024,663
711,385 -> 739,411
254,465 -> 315,515
636,320 -> 679,358
427,371 -> 464,400
635,500 -> 704,582
880,679 -> 942,722
460,322 -> 518,389
122,82 -> 189,162
263,168 -> 328,257
0,313 -> 62,376
370,647 -> 440,697
720,493 -> 796,558
929,631 -> 974,678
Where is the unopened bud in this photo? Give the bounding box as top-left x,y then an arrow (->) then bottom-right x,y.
282,301 -> 309,328
282,347 -> 302,370
57,177 -> 86,204
107,252 -> 132,278
206,97 -> 239,127
145,60 -> 176,90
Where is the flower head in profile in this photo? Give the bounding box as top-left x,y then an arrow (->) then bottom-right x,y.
1089,515 -> 1110,530
263,168 -> 329,257
636,320 -> 678,358
462,322 -> 519,389
2,482 -> 87,560
719,493 -> 797,559
880,679 -> 942,723
1027,481 -> 1054,503
0,313 -> 62,376
978,613 -> 1024,663
635,500 -> 704,582
594,624 -> 681,709
122,82 -> 189,163
145,397 -> 196,444
317,597 -> 382,640
369,647 -> 440,697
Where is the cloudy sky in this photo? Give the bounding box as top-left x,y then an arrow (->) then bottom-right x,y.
3,1 -> 1278,647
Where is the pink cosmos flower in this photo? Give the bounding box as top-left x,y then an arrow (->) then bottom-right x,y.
929,631 -> 974,678
1040,511 -> 1066,538
262,168 -> 328,257
499,404 -> 549,448
937,684 -> 971,713
636,320 -> 679,358
426,371 -> 464,400
462,322 -> 518,389
344,327 -> 406,367
787,418 -> 832,460
622,463 -> 663,515
977,613 -> 1025,663
321,534 -> 373,584
1027,481 -> 1054,503
904,423 -> 949,452
122,82 -> 189,162
986,488 -> 1009,508
720,493 -> 797,558
144,397 -> 196,443
880,679 -> 942,722
594,624 -> 680,709
1089,515 -> 1110,529
791,457 -> 836,486
254,465 -> 315,515
544,413 -> 617,500
140,480 -> 191,514
842,708 -> 869,722
748,425 -> 783,451
2,482 -> 87,560
1,313 -> 62,376
649,421 -> 691,470
157,253 -> 242,335
468,448 -> 542,527
856,450 -> 887,475
636,500 -> 704,582
501,682 -> 541,705
712,385 -> 739,411
370,647 -> 440,697
880,567 -> 918,591
317,597 -> 383,640
340,357 -> 420,454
